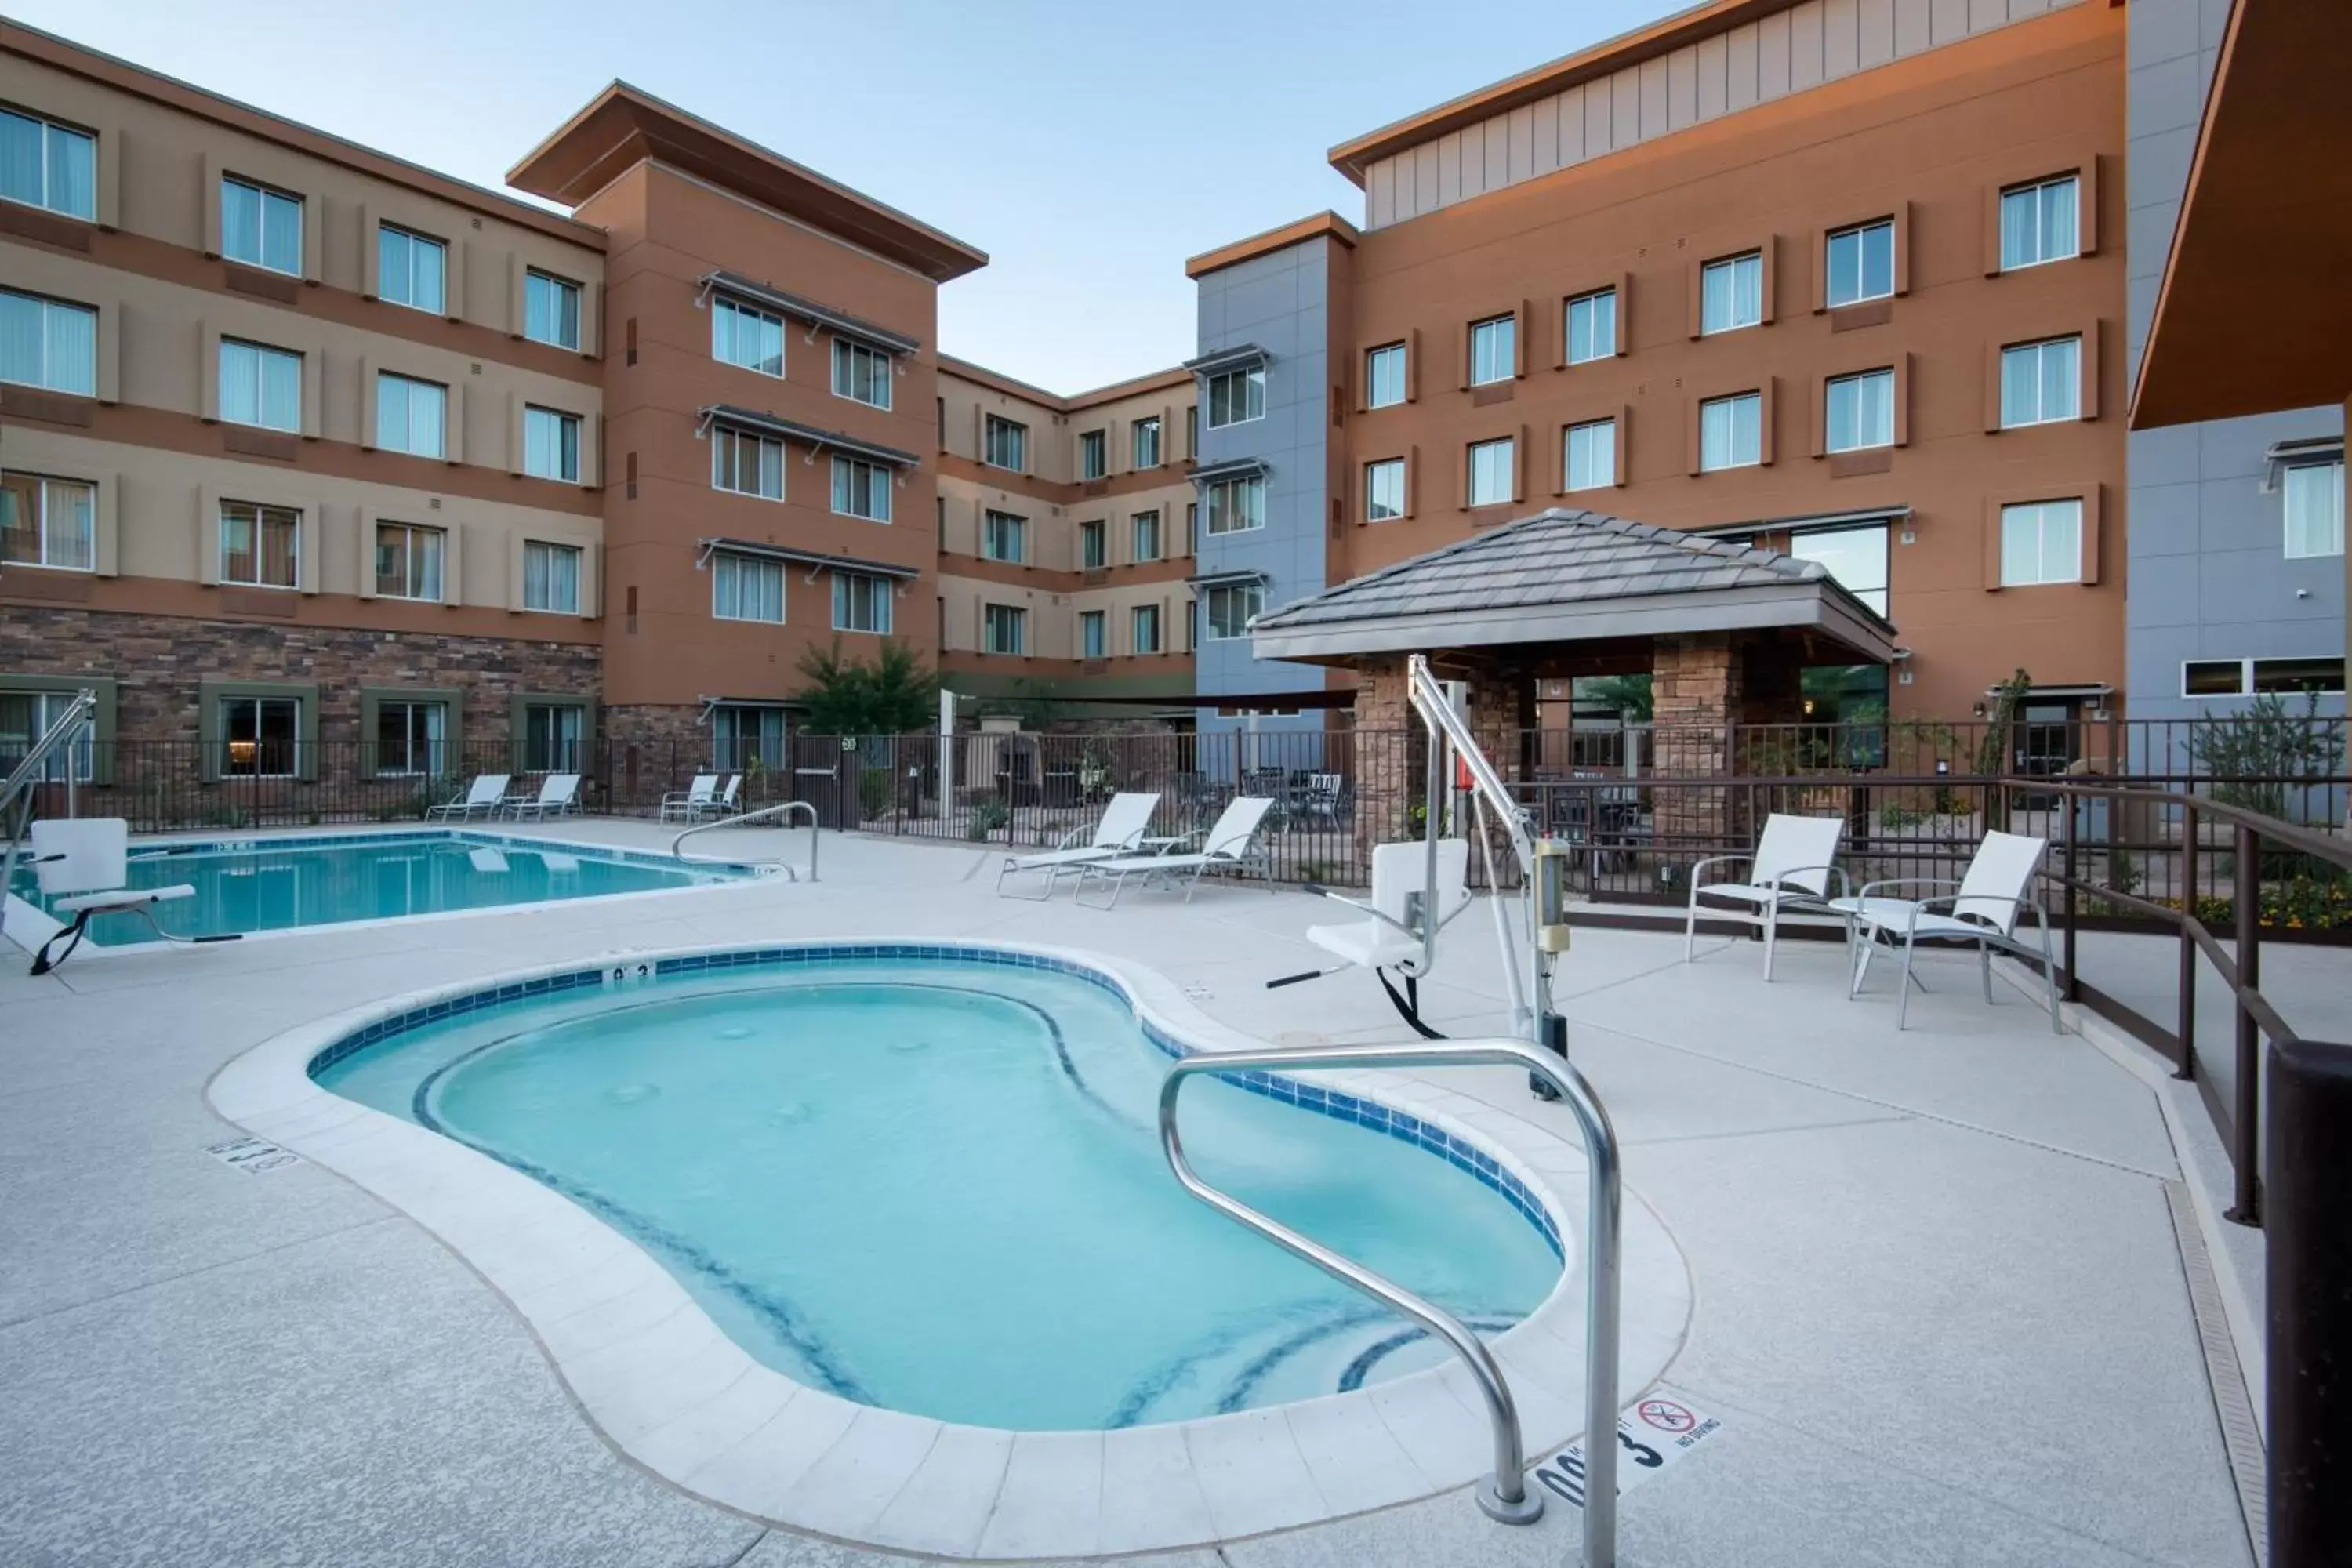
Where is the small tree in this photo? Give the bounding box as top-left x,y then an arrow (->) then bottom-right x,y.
793,638 -> 938,738
2187,690 -> 2345,825
1577,673 -> 1653,723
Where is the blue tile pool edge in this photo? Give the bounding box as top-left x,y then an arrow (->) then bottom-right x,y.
306,939 -> 1568,1260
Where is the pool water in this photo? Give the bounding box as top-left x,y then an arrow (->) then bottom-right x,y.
317,953 -> 1563,1430
6,830 -> 745,945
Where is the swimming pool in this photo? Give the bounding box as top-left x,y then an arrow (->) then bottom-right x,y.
313,946 -> 1564,1430
5,829 -> 753,948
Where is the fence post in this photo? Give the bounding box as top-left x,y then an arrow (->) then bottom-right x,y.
2062,789 -> 2080,1000
2267,1035 -> 2352,1568
2228,822 -> 2263,1225
2176,803 -> 2198,1080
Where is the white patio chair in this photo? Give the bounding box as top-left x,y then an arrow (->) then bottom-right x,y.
994,790 -> 1161,899
1683,812 -> 1849,980
708,774 -> 742,818
659,774 -> 719,823
1831,829 -> 2061,1033
506,773 -> 581,820
24,818 -> 235,975
1072,795 -> 1276,909
428,774 -> 510,820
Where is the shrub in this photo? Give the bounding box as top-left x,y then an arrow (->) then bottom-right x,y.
858,768 -> 893,822
966,797 -> 1011,841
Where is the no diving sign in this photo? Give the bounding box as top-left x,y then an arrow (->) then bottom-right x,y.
1532,1388 -> 1723,1508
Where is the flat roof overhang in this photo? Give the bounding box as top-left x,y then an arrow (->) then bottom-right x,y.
2130,0 -> 2352,429
509,83 -> 988,283
700,271 -> 920,356
697,537 -> 921,580
1252,581 -> 1896,670
698,405 -> 921,469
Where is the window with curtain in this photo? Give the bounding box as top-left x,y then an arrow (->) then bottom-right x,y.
1700,252 -> 1764,333
2000,336 -> 2081,427
1467,437 -> 1514,506
1998,499 -> 2083,586
377,225 -> 446,314
1366,343 -> 1406,407
1206,474 -> 1265,534
0,108 -> 96,220
0,689 -> 93,782
524,406 -> 581,481
1824,220 -> 1894,308
1206,365 -> 1265,427
1132,417 -> 1162,467
1365,457 -> 1405,521
1565,419 -> 1616,491
0,289 -> 96,395
376,372 -> 446,457
1079,430 -> 1107,480
1080,610 -> 1105,659
712,426 -> 783,499
1080,519 -> 1106,569
1825,368 -> 1895,452
1131,510 -> 1161,561
983,603 -> 1027,654
524,703 -> 583,772
711,551 -> 785,622
832,571 -> 892,633
373,521 -> 445,601
985,415 -> 1028,470
374,700 -> 447,776
2000,175 -> 2080,271
832,339 -> 892,408
0,472 -> 95,571
1699,392 -> 1762,470
1204,583 -> 1263,640
220,339 -> 301,431
524,269 -> 581,350
220,176 -> 302,274
1131,604 -> 1161,655
218,500 -> 299,588
830,456 -> 891,521
2284,460 -> 2345,560
1566,289 -> 1616,364
712,296 -> 784,376
523,540 -> 582,612
1469,315 -> 1515,385
220,695 -> 300,776
982,510 -> 1025,562
713,706 -> 786,771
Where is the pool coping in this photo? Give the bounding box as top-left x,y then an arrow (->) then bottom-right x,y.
207,938 -> 1693,1559
2,826 -> 771,962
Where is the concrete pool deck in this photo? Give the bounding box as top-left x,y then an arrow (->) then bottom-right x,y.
0,820 -> 2266,1566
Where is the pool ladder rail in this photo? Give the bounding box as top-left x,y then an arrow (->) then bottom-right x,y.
670,799 -> 819,883
0,689 -> 99,947
1159,1036 -> 1622,1567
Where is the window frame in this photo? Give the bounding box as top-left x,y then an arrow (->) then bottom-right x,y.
1467,436 -> 1515,506
1131,416 -> 1162,469
1565,289 -> 1617,365
1700,251 -> 1765,335
1131,602 -> 1162,655
2282,459 -> 2345,561
371,696 -> 449,778
0,471 -> 95,572
0,107 -> 96,220
1204,474 -> 1265,535
522,539 -> 583,614
217,499 -> 300,590
523,268 -> 582,350
1078,429 -> 1108,481
830,337 -> 893,410
1999,174 -> 2082,273
375,370 -> 448,458
1080,609 -> 1106,660
1997,498 -> 2084,588
1823,219 -> 1895,310
982,602 -> 1028,655
0,288 -> 98,397
982,509 -> 1026,563
0,684 -> 98,783
524,405 -> 583,484
1079,518 -> 1106,570
216,692 -> 303,778
220,174 -> 303,276
983,414 -> 1028,471
376,223 -> 448,316
1203,582 -> 1264,641
1998,335 -> 2083,429
1698,391 -> 1764,472
1468,314 -> 1515,387
218,337 -> 303,433
1131,509 -> 1162,562
710,549 -> 786,624
2183,655 -> 2348,699
372,520 -> 445,602
1365,457 -> 1406,521
711,424 -> 785,501
1824,367 -> 1896,453
829,455 -> 892,522
1204,365 -> 1265,429
1563,419 -> 1616,492
1365,342 -> 1406,408
711,295 -> 786,379
830,570 -> 893,634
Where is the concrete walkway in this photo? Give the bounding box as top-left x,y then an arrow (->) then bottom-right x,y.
0,822 -> 2259,1566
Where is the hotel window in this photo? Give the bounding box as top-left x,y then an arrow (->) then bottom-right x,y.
376,225 -> 445,314
982,509 -> 1025,563
1080,610 -> 1105,659
2000,336 -> 2082,428
713,706 -> 785,771
373,521 -> 444,601
1365,457 -> 1405,521
220,339 -> 301,431
1564,419 -> 1616,491
0,689 -> 93,782
2001,175 -> 2080,270
220,176 -> 302,275
1187,404 -> 1198,455
712,296 -> 785,377
832,570 -> 892,634
523,703 -> 583,772
1467,437 -> 1514,506
0,473 -> 94,571
1699,392 -> 1762,471
218,500 -> 299,589
1790,524 -> 1889,616
524,269 -> 581,350
1366,343 -> 1406,408
374,699 -> 447,777
1206,365 -> 1265,428
1131,510 -> 1162,561
1566,289 -> 1617,365
1131,603 -> 1162,655
523,539 -> 582,613
1204,582 -> 1263,641
831,339 -> 892,409
524,405 -> 581,482
2284,460 -> 2344,560
0,108 -> 95,220
830,456 -> 891,521
1824,220 -> 1893,309
713,426 -> 784,500
1080,518 -> 1106,570
712,550 -> 785,623
1700,252 -> 1764,334
2184,657 -> 2347,699
1132,416 -> 1162,468
1186,501 -> 1199,553
376,372 -> 447,458
984,414 -> 1028,470
1468,314 -> 1515,386
1824,368 -> 1894,452
1205,473 -> 1265,535
219,695 -> 300,777
0,289 -> 96,395
1998,499 -> 2082,586
983,603 -> 1027,655
1079,429 -> 1107,480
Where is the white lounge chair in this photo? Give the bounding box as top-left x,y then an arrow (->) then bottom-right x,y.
710,774 -> 742,817
23,818 -> 236,975
507,772 -> 581,820
1831,829 -> 2061,1033
660,774 -> 719,823
429,774 -> 510,820
1072,795 -> 1276,909
1683,812 -> 1849,980
994,790 -> 1162,899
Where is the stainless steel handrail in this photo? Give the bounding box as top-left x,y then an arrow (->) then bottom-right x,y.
1160,1037 -> 1622,1564
1,689 -> 98,946
670,799 -> 819,882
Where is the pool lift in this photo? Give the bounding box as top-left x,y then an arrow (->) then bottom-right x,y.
1166,653 -> 1621,1564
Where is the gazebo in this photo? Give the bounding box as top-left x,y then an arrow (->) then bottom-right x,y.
1249,507 -> 1898,845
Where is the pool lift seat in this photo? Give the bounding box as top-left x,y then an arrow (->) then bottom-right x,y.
1279,838 -> 1473,1038
21,818 -> 238,975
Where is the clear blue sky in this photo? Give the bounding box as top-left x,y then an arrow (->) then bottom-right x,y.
13,0 -> 1684,393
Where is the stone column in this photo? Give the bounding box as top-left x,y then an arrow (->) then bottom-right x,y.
1350,654 -> 1415,877
1460,662 -> 1533,881
1652,633 -> 1737,848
